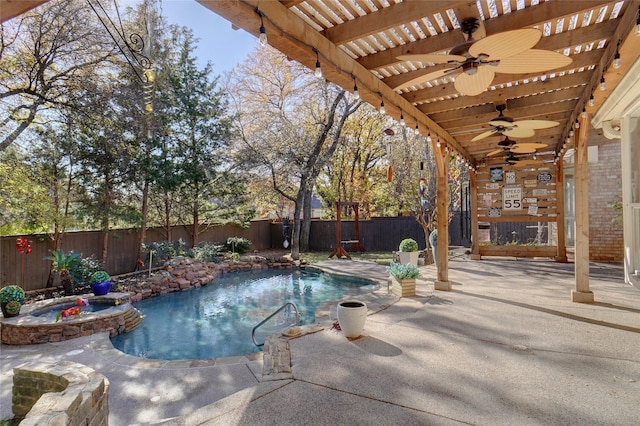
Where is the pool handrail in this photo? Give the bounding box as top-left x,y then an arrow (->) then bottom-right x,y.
252,302 -> 300,347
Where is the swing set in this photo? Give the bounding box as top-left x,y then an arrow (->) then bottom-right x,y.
329,201 -> 366,259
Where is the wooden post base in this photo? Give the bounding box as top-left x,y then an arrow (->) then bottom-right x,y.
434,280 -> 452,291
329,246 -> 351,259
571,290 -> 594,303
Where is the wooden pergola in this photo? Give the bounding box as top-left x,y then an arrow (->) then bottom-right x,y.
3,0 -> 639,301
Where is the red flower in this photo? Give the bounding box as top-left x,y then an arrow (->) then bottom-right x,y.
16,237 -> 32,254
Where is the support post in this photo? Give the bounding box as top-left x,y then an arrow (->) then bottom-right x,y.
433,142 -> 451,290
469,169 -> 480,260
555,160 -> 568,262
572,114 -> 594,302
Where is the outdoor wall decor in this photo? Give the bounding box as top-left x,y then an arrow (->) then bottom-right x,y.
505,171 -> 516,184
490,167 -> 503,181
537,172 -> 553,185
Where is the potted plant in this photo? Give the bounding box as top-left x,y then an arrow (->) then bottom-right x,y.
0,285 -> 25,318
398,238 -> 419,266
90,270 -> 111,296
387,262 -> 421,297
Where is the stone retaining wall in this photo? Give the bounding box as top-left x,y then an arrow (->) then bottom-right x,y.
120,255 -> 296,303
12,361 -> 108,425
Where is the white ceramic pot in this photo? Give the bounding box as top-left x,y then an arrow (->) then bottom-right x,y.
337,301 -> 367,338
398,251 -> 419,266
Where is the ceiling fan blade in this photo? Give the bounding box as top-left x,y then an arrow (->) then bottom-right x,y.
511,142 -> 547,153
454,66 -> 494,96
397,54 -> 467,64
492,50 -> 573,74
471,129 -> 498,141
516,159 -> 543,167
503,127 -> 536,139
487,149 -> 504,157
512,119 -> 559,130
391,67 -> 456,90
469,28 -> 541,60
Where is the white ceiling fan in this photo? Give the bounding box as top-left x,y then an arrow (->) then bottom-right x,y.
396,18 -> 572,96
472,104 -> 559,141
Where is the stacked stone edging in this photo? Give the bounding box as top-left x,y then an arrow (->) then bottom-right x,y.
120,255 -> 297,303
12,361 -> 108,425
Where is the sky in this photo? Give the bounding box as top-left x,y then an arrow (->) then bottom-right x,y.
127,0 -> 259,74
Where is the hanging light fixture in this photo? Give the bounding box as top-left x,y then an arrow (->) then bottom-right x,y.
399,110 -> 405,127
313,48 -> 322,78
636,5 -> 640,36
352,76 -> 360,100
256,9 -> 267,47
581,107 -> 587,119
575,118 -> 580,129
613,47 -> 621,69
426,131 -> 432,143
436,138 -> 441,148
589,94 -> 595,107
379,93 -> 385,114
414,120 -> 419,135
600,75 -> 606,91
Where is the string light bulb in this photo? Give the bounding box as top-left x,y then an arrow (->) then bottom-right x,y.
399,110 -> 405,127
581,107 -> 587,119
589,94 -> 595,107
379,94 -> 385,114
613,49 -> 621,69
600,75 -> 606,91
636,5 -> 640,36
575,118 -> 580,129
414,121 -> 419,135
313,48 -> 322,78
257,9 -> 267,47
352,77 -> 360,100
426,131 -> 432,143
436,138 -> 441,148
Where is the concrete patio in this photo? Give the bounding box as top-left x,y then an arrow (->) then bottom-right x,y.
1,252 -> 639,425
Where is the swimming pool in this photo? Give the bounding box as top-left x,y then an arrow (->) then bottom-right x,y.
110,268 -> 377,360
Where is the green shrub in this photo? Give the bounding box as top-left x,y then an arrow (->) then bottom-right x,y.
192,242 -> 224,262
143,239 -> 190,265
224,237 -> 251,254
90,271 -> 110,284
75,255 -> 103,284
399,238 -> 418,252
0,285 -> 25,303
387,262 -> 421,280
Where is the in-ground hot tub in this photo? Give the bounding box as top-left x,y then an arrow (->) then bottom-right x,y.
0,293 -> 144,345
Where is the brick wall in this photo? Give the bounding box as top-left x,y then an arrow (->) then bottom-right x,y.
589,143 -> 624,261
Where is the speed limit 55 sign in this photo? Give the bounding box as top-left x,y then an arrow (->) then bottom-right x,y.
503,187 -> 522,210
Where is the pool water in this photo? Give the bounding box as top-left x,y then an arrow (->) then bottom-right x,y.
110,268 -> 376,360
30,301 -> 114,320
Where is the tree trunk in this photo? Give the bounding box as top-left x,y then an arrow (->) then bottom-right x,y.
290,188 -> 306,260
136,179 -> 150,269
300,186 -> 312,251
60,269 -> 73,296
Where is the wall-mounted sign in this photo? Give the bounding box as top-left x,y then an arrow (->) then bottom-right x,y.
505,171 -> 516,184
524,179 -> 538,187
490,167 -> 503,181
533,189 -> 548,196
537,172 -> 552,185
503,186 -> 523,210
524,197 -> 538,204
488,207 -> 502,217
486,182 -> 501,189
483,195 -> 492,207
528,204 -> 539,215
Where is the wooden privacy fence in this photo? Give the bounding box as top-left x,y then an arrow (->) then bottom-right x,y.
2,215 -> 550,292
0,221 -> 271,292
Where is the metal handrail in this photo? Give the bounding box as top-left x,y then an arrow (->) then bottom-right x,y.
252,302 -> 300,347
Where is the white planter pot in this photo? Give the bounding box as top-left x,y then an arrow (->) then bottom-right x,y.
398,251 -> 419,266
337,301 -> 367,338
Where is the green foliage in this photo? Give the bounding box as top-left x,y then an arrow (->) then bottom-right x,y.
46,249 -> 81,273
75,255 -> 103,284
224,237 -> 251,254
90,270 -> 110,284
192,242 -> 224,262
386,262 -> 421,280
143,240 -> 190,265
0,285 -> 25,303
399,238 -> 418,252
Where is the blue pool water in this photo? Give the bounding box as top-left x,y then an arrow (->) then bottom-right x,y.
111,268 -> 376,360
